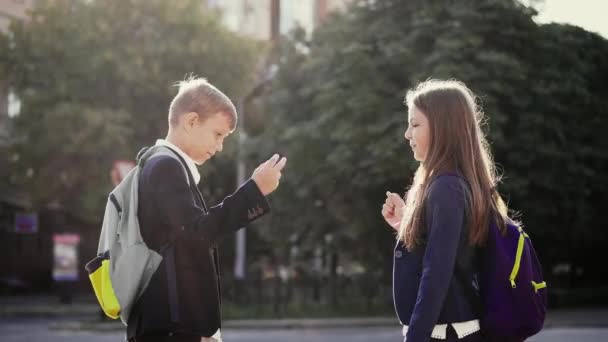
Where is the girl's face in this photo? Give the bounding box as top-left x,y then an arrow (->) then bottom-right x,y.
404,105 -> 430,162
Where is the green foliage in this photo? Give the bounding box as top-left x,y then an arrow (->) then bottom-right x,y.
255,0 -> 608,281
2,0 -> 260,220
2,0 -> 606,286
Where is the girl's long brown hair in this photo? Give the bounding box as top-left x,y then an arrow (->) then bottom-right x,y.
398,79 -> 510,251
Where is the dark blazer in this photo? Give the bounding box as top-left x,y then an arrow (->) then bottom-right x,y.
393,174 -> 479,342
127,146 -> 270,339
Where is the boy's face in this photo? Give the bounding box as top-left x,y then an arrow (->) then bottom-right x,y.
188,112 -> 233,165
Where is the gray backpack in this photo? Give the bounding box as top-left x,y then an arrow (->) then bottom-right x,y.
85,146 -> 188,325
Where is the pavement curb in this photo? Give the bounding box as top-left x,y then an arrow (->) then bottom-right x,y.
48,317 -> 399,332
47,314 -> 608,333
2,298 -> 607,332
0,305 -> 99,319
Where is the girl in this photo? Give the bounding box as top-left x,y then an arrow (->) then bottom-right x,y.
382,79 -> 511,342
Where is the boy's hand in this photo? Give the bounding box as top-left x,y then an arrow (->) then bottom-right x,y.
252,154 -> 287,196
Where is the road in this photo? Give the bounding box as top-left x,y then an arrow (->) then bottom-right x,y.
1,318 -> 607,341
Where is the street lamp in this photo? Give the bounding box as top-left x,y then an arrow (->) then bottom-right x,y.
233,65 -> 277,281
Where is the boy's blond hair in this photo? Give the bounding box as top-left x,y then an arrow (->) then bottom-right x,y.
169,76 -> 237,129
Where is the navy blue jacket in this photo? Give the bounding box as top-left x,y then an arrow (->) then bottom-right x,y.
393,175 -> 479,342
127,148 -> 270,339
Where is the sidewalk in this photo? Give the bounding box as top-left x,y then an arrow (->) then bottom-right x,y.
47,317 -> 401,332
0,294 -> 99,318
2,294 -> 608,331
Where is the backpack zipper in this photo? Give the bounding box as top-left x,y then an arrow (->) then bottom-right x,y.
509,226 -> 529,288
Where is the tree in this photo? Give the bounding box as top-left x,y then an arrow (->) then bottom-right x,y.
255,0 -> 608,284
2,0 -> 261,220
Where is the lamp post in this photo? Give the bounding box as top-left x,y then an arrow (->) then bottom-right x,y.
234,0 -> 280,293
233,66 -> 277,281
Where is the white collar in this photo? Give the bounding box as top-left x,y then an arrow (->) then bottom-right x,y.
155,139 -> 201,185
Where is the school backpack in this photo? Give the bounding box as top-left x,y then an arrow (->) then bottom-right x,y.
457,219 -> 548,341
84,146 -> 188,324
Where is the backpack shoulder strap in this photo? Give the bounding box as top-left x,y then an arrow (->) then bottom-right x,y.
137,145 -> 208,211
137,145 -> 195,186
157,147 -> 196,187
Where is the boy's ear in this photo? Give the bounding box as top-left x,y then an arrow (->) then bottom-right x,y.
183,112 -> 199,130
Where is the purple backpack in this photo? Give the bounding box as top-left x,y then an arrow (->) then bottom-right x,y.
458,220 -> 548,341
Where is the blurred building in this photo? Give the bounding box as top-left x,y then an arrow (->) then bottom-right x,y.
206,0 -> 352,41
0,0 -> 34,32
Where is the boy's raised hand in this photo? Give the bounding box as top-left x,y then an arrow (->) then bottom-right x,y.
252,154 -> 287,196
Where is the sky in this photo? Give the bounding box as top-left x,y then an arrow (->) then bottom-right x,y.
533,0 -> 608,38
